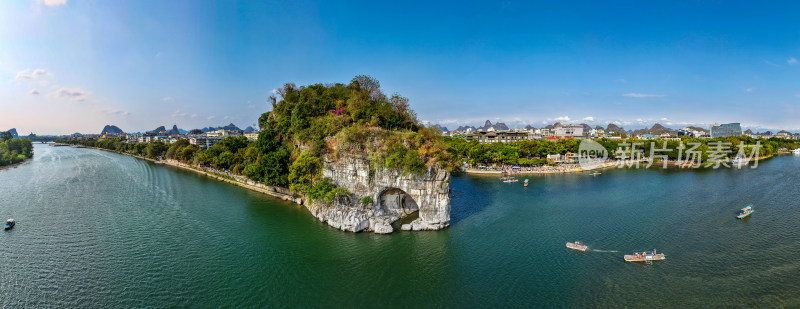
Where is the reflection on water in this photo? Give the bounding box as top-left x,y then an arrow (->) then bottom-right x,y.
1,145 -> 799,307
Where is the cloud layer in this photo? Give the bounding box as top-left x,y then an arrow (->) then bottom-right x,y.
15,69 -> 49,80
622,93 -> 664,98
41,0 -> 67,6
51,88 -> 91,102
95,108 -> 130,116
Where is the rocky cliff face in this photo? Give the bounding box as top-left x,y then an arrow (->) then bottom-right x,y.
307,153 -> 451,234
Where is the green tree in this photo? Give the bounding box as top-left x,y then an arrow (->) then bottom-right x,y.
288,151 -> 321,193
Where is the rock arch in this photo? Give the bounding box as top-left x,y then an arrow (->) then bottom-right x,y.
378,188 -> 419,218
316,154 -> 451,233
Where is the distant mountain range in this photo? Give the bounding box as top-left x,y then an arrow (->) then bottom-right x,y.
444,120 -> 509,132
149,126 -> 167,134
480,120 -> 509,131
101,125 -> 124,135
96,123 -> 249,135
144,125 -> 189,135
2,128 -> 18,138
631,123 -> 673,136
201,123 -> 242,132
436,121 -> 726,137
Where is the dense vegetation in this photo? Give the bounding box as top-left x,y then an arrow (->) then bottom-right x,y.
58,76 -> 456,203
446,136 -> 799,167
0,132 -> 34,167
250,75 -> 456,198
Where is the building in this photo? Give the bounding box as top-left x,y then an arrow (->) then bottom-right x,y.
551,124 -> 584,139
710,123 -> 742,138
189,137 -> 221,150
206,129 -> 243,138
465,130 -> 531,144
244,131 -> 259,141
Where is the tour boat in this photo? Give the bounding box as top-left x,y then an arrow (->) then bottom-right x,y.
624,249 -> 665,262
737,205 -> 754,219
730,157 -> 749,167
792,148 -> 800,155
566,241 -> 588,252
4,218 -> 14,230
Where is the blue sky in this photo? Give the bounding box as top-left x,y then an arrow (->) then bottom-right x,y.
2,0 -> 800,134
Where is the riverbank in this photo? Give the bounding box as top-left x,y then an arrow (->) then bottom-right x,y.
465,154 -> 780,175
0,157 -> 32,172
465,160 -> 621,175
87,147 -> 298,204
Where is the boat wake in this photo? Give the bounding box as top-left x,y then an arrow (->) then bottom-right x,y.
590,249 -> 618,253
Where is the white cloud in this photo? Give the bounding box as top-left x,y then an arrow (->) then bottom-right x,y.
223,116 -> 231,120
437,119 -> 459,125
622,93 -> 664,98
661,117 -> 669,121
581,116 -> 594,122
763,59 -> 781,67
190,114 -> 198,119
50,87 -> 91,102
788,57 -> 798,65
207,116 -> 216,120
162,96 -> 174,102
171,109 -> 188,118
95,108 -> 130,116
270,88 -> 279,94
745,88 -> 754,93
15,69 -> 50,80
41,0 -> 67,6
546,116 -> 571,123
29,89 -> 40,95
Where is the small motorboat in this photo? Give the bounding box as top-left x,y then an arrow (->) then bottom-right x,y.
4,218 -> 15,230
737,205 -> 754,219
566,241 -> 588,252
624,249 -> 665,262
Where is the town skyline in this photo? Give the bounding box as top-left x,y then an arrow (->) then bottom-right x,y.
5,117 -> 799,137
3,1 -> 800,134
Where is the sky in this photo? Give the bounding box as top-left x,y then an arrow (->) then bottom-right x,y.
2,0 -> 800,135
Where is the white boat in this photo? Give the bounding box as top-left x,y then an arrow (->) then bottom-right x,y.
4,218 -> 14,230
730,157 -> 750,167
566,241 -> 588,252
792,149 -> 800,155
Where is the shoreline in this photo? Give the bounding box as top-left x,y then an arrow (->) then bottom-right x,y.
0,157 -> 32,172
84,146 -> 299,204
465,154 -> 779,176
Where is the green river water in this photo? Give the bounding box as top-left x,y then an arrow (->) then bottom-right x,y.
1,144 -> 799,307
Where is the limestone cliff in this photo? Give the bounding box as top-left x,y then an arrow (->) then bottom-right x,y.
305,153 -> 451,234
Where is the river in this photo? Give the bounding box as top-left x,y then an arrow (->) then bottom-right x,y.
1,144 -> 799,307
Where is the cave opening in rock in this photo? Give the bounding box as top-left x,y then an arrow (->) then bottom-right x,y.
378,188 -> 419,218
